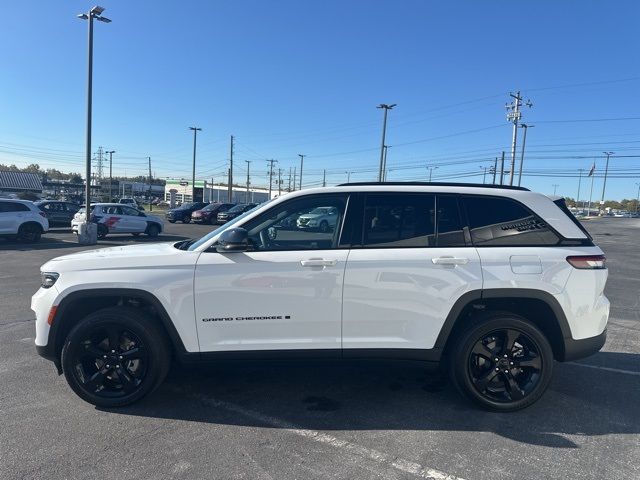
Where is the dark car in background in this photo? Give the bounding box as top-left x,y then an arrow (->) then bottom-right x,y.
216,203 -> 258,223
165,202 -> 209,224
191,202 -> 235,224
34,201 -> 80,227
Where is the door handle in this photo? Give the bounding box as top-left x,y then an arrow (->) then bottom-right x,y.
431,256 -> 469,265
300,259 -> 337,267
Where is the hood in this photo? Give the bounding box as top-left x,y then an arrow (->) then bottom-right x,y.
40,242 -> 193,273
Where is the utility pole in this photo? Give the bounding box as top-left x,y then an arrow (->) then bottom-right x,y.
587,161 -> 596,217
267,159 -> 277,198
517,123 -> 534,187
211,177 -> 214,203
492,157 -> 498,184
95,146 -> 104,181
499,151 -> 505,185
552,184 -> 559,196
480,166 -> 487,184
505,92 -> 532,186
288,167 -> 292,192
189,127 -> 201,202
228,135 -> 234,202
106,150 -> 115,201
600,151 -> 614,208
298,154 -> 305,190
278,168 -> 282,195
377,103 -> 396,181
147,157 -> 153,211
292,167 -> 297,191
245,160 -> 251,203
427,165 -> 438,182
322,169 -> 326,187
635,183 -> 640,213
577,168 -> 583,210
346,171 -> 352,183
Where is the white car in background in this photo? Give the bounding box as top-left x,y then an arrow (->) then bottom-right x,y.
0,198 -> 49,243
296,206 -> 339,232
71,203 -> 163,239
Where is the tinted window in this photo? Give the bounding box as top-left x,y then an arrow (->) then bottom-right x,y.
463,195 -> 560,246
122,206 -> 141,216
0,202 -> 29,212
242,195 -> 348,251
103,206 -> 124,215
436,195 -> 466,247
362,194 -> 435,247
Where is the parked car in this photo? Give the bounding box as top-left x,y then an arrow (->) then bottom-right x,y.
166,202 -> 209,223
0,199 -> 49,243
71,203 -> 163,239
296,206 -> 339,232
33,183 -> 609,411
34,201 -> 79,227
216,203 -> 258,223
191,203 -> 235,224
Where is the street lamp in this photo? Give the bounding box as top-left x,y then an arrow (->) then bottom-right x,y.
377,104 -> 396,181
189,127 -> 202,202
600,151 -> 614,208
77,5 -> 111,244
517,124 -> 534,187
426,165 -> 438,182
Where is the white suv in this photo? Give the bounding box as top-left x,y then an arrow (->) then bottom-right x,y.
71,203 -> 163,239
0,199 -> 49,243
32,183 -> 609,411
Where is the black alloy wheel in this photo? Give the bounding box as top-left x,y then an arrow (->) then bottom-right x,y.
146,223 -> 160,237
449,314 -> 553,411
17,223 -> 42,243
61,307 -> 170,407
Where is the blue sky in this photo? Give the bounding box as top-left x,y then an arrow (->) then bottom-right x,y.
0,0 -> 639,200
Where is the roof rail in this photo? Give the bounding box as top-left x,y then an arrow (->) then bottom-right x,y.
336,181 -> 530,191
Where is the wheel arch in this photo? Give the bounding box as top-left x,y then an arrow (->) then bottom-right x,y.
19,220 -> 44,232
437,289 -> 571,362
48,288 -> 188,371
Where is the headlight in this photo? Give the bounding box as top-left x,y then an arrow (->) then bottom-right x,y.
41,272 -> 59,289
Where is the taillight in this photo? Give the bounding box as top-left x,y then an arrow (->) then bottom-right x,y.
566,255 -> 606,269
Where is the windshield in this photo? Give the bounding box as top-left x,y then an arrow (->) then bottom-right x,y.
228,204 -> 247,213
202,203 -> 221,211
187,202 -> 267,251
176,202 -> 195,210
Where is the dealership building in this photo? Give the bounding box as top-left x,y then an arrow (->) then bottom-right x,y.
163,179 -> 272,204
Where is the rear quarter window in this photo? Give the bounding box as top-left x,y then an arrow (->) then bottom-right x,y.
462,195 -> 561,246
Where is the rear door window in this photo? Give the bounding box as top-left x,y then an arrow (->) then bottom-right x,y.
462,195 -> 560,246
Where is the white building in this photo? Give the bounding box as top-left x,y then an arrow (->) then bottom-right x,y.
164,179 -> 273,204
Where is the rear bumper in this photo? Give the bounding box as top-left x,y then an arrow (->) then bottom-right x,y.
562,329 -> 607,362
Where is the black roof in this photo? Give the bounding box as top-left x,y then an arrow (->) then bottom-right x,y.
336,181 -> 530,191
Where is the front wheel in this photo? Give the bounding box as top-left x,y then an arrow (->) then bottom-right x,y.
97,224 -> 108,239
146,224 -> 160,237
182,215 -> 191,224
61,307 -> 171,408
448,314 -> 553,412
319,220 -> 329,233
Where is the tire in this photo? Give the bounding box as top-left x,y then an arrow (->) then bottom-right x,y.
17,223 -> 42,243
61,306 -> 171,408
319,220 -> 329,233
146,223 -> 160,237
182,215 -> 191,224
97,224 -> 108,239
448,313 -> 553,412
168,220 -> 176,224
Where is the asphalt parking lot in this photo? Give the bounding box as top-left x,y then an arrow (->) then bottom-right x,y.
1,218 -> 638,480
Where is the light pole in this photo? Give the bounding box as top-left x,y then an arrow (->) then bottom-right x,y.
517,123 -> 533,187
189,127 -> 202,202
106,150 -> 115,201
427,165 -> 438,182
77,6 -> 110,244
346,171 -> 353,183
298,154 -> 305,190
600,151 -> 614,209
552,184 -> 559,196
577,168 -> 583,210
377,104 -> 396,181
635,183 -> 640,214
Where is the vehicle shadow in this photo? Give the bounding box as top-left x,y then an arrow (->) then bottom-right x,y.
107,351 -> 640,449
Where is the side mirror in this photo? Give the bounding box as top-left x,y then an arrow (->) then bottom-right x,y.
216,227 -> 249,253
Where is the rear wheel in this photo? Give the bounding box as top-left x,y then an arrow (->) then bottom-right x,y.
448,314 -> 553,412
97,224 -> 108,239
17,223 -> 42,243
61,307 -> 171,408
182,215 -> 191,224
319,220 -> 329,233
